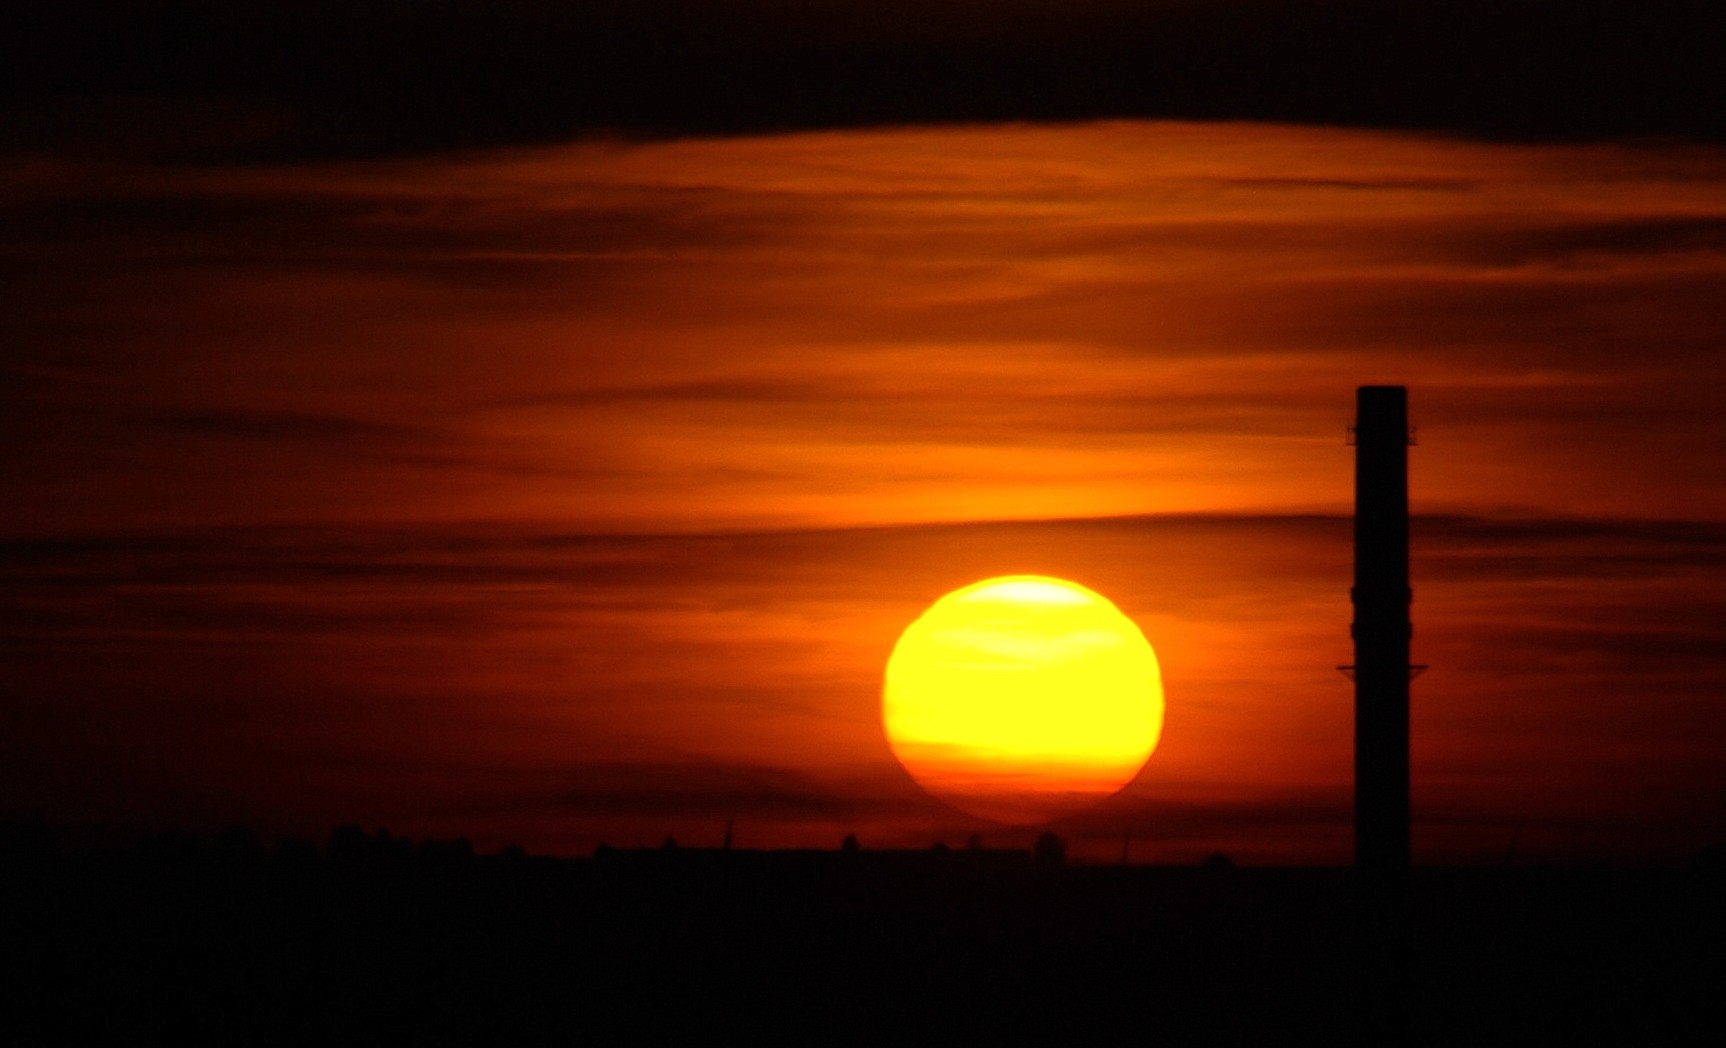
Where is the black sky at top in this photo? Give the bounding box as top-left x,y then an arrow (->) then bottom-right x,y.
5,1 -> 1724,159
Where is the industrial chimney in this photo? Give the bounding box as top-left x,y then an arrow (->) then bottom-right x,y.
1347,385 -> 1420,1042
1349,385 -> 1416,894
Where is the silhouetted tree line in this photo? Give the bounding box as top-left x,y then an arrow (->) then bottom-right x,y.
12,815 -> 1726,877
1,816 -> 1085,873
4,814 -> 1726,1044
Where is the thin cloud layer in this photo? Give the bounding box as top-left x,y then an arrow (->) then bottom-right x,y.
7,123 -> 1726,539
5,513 -> 1724,862
7,2 -> 1724,153
4,122 -> 1725,861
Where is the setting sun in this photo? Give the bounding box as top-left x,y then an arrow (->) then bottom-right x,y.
883,576 -> 1164,824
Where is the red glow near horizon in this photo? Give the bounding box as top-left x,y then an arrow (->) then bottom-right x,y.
4,122 -> 1726,864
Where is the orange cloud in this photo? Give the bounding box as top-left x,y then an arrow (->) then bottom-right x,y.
4,123 -> 1725,861
9,123 -> 1726,536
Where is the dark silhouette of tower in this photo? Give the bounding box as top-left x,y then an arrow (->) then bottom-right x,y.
1347,385 -> 1417,1043
1350,385 -> 1414,888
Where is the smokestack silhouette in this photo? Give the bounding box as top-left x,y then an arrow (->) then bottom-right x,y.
1350,386 -> 1415,888
1348,385 -> 1418,1042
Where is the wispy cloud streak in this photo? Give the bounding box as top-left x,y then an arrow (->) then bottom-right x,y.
3,122 -> 1725,861
7,124 -> 1726,538
4,512 -> 1723,861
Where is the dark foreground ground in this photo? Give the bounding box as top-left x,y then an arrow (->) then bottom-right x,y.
4,835 -> 1723,1046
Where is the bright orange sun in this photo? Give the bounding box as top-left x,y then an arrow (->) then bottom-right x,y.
882,575 -> 1164,824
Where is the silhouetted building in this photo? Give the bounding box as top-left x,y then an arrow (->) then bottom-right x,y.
1032,832 -> 1066,868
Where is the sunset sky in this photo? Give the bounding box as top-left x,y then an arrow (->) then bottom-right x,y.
4,2 -> 1725,864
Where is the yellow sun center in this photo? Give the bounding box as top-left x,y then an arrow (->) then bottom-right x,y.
882,575 -> 1164,824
